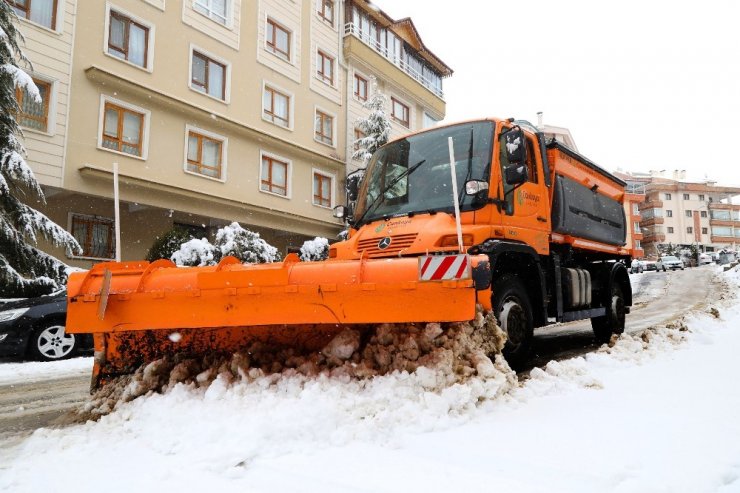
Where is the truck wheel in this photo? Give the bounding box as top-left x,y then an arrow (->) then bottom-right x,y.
492,274 -> 534,369
591,284 -> 625,344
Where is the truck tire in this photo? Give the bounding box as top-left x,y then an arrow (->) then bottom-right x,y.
591,284 -> 625,344
492,274 -> 534,369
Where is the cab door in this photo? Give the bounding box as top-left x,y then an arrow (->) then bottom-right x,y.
496,126 -> 551,255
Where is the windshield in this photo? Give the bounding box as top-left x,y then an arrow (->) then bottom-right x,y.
353,121 -> 495,226
662,256 -> 679,261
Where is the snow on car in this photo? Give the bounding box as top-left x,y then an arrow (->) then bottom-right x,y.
656,255 -> 684,271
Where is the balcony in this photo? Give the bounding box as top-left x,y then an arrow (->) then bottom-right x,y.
343,23 -> 445,112
640,217 -> 664,227
641,226 -> 665,243
638,200 -> 663,211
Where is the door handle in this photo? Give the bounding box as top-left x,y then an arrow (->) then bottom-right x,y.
537,216 -> 548,222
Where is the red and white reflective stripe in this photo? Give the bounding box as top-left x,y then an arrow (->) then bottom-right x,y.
418,254 -> 471,281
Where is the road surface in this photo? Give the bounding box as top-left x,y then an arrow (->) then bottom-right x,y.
0,266 -> 723,447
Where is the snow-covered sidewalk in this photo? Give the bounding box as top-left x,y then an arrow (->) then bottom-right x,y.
0,357 -> 92,386
2,272 -> 739,492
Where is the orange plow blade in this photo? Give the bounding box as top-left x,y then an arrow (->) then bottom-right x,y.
66,254 -> 491,388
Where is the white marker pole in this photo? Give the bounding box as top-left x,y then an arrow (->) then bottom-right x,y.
113,162 -> 121,262
447,137 -> 464,253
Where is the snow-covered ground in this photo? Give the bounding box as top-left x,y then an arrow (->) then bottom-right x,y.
2,270 -> 739,492
0,357 -> 92,386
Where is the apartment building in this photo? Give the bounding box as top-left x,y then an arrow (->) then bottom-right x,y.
342,0 -> 451,173
15,0 -> 450,269
616,170 -> 740,256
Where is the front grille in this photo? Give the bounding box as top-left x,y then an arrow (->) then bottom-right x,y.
357,233 -> 418,258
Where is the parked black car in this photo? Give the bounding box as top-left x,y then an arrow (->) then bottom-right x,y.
0,291 -> 92,361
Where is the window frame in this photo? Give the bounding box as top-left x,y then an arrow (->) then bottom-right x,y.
685,210 -> 692,217
265,17 -> 291,62
666,210 -> 673,217
391,96 -> 410,128
312,168 -> 335,209
687,226 -> 693,234
11,0 -> 59,31
683,193 -> 690,200
353,72 -> 368,101
667,227 -> 674,234
104,5 -> 155,72
700,210 -> 707,218
193,0 -> 229,26
317,0 -> 334,26
259,151 -> 291,199
262,82 -> 293,130
16,77 -> 52,134
68,213 -> 115,260
314,108 -> 335,147
183,125 -> 228,182
316,49 -> 335,86
665,193 -> 672,200
98,95 -> 150,160
189,45 -> 230,103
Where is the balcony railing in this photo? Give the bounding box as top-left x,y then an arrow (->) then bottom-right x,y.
344,23 -> 444,99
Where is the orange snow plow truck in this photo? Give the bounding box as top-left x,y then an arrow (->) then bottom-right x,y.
67,118 -> 633,388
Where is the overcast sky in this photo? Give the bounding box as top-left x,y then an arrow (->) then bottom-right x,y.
384,0 -> 740,185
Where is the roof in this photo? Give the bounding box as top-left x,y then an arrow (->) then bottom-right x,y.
354,0 -> 453,77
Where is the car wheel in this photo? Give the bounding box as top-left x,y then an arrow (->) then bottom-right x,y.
28,323 -> 79,361
492,274 -> 534,370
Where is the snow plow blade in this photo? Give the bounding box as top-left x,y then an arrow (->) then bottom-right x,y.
66,254 -> 492,389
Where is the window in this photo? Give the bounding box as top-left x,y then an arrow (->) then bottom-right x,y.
16,78 -> 50,132
632,204 -> 639,215
261,155 -> 288,196
313,171 -> 332,207
634,222 -> 641,233
685,210 -> 692,217
635,240 -> 641,249
702,227 -> 708,235
667,227 -> 674,233
353,128 -> 366,153
423,113 -> 439,128
687,227 -> 693,234
191,50 -> 227,100
701,211 -> 707,218
318,0 -> 334,25
186,130 -> 224,179
11,0 -> 57,30
665,193 -> 672,200
101,101 -> 144,156
683,193 -> 690,200
194,0 -> 227,25
266,18 -> 290,61
712,226 -> 733,236
314,110 -> 333,146
699,194 -> 705,201
353,73 -> 367,101
71,214 -> 114,259
317,50 -> 334,85
108,10 -> 150,68
391,97 -> 409,127
666,210 -> 673,217
262,85 -> 290,128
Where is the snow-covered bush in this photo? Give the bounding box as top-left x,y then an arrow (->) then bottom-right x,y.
170,238 -> 217,267
299,237 -> 329,261
170,222 -> 280,266
215,222 -> 280,264
146,227 -> 195,262
0,3 -> 80,297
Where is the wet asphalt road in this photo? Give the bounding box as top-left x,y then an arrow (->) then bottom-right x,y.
0,265 -> 722,448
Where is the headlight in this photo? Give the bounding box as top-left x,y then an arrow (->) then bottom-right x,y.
0,307 -> 30,323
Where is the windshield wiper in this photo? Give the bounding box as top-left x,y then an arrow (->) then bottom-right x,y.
354,159 -> 426,227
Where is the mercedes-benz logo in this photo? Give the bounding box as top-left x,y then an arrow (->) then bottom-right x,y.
378,237 -> 392,250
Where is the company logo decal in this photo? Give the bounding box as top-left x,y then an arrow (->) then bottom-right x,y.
378,237 -> 392,250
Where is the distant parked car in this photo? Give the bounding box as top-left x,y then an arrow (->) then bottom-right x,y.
698,253 -> 713,265
629,259 -> 645,273
656,255 -> 684,271
642,260 -> 658,272
0,291 -> 92,361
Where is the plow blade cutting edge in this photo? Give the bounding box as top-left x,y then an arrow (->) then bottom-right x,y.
66,253 -> 492,388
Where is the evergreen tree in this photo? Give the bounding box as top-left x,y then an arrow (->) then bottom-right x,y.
0,2 -> 80,297
352,76 -> 391,166
171,222 -> 280,267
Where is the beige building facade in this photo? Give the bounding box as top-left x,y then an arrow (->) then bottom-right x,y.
16,0 -> 449,269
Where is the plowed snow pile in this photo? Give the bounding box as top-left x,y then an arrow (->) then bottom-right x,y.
80,310 -> 516,419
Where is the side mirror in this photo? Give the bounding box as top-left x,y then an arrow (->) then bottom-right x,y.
333,205 -> 349,219
503,127 -> 527,165
504,164 -> 528,186
465,180 -> 489,199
